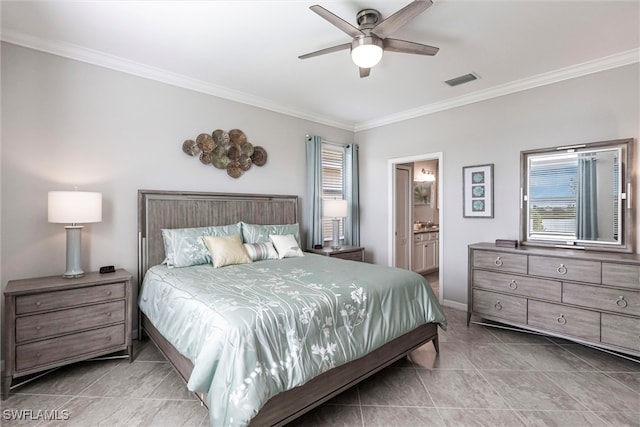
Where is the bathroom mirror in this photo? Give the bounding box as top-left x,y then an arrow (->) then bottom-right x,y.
413,181 -> 432,206
520,138 -> 634,252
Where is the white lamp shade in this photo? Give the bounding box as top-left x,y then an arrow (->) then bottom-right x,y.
324,199 -> 348,218
48,191 -> 102,224
351,44 -> 383,68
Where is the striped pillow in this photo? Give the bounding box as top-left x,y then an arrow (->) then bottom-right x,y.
243,242 -> 278,261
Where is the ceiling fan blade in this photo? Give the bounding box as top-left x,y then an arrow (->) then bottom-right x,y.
384,38 -> 439,55
298,42 -> 351,59
310,5 -> 364,38
359,67 -> 371,78
372,0 -> 433,39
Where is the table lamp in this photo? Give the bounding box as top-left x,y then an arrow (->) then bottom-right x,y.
48,191 -> 102,278
324,199 -> 348,249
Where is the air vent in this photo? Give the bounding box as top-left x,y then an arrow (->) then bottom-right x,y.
445,73 -> 479,87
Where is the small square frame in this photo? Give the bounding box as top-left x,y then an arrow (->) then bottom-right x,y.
463,164 -> 494,218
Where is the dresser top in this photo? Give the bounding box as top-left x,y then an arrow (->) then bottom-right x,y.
4,269 -> 132,296
470,242 -> 640,264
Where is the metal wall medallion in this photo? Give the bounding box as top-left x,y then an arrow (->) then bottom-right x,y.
181,129 -> 267,178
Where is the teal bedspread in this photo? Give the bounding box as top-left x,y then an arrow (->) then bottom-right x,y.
138,254 -> 446,426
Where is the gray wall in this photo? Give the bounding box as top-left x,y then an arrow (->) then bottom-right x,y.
0,42 -> 354,288
356,63 -> 640,305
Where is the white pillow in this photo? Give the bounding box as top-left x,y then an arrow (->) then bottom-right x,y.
269,234 -> 304,259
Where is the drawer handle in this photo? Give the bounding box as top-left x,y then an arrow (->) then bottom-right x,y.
494,257 -> 503,267
556,314 -> 567,325
107,312 -> 112,317
557,264 -> 567,275
35,326 -> 42,331
36,352 -> 41,358
107,291 -> 112,296
35,301 -> 41,307
106,336 -> 112,342
508,280 -> 518,290
494,300 -> 502,311
616,296 -> 628,308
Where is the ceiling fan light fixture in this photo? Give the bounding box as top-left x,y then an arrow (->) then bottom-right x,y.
351,36 -> 383,68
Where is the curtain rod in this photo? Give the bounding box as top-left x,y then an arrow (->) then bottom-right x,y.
305,135 -> 350,148
323,140 -> 348,148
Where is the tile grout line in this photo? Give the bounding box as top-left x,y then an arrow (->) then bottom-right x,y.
412,359 -> 448,426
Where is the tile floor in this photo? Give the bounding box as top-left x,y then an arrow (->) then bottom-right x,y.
2,306 -> 638,427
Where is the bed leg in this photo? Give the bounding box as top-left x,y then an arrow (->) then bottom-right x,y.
432,335 -> 440,353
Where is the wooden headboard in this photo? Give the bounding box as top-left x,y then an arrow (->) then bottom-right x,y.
137,190 -> 299,282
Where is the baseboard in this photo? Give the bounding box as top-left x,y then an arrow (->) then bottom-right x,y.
441,299 -> 467,312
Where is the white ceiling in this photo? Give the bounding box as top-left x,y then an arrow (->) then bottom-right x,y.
2,1 -> 639,131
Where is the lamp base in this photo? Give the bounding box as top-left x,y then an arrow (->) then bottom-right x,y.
63,226 -> 85,279
330,218 -> 341,250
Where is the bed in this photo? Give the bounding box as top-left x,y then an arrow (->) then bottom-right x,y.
137,190 -> 446,427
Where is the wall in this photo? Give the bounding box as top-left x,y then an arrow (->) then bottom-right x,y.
357,63 -> 640,305
0,42 -> 353,289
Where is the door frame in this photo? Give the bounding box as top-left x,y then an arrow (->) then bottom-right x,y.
388,152 -> 444,302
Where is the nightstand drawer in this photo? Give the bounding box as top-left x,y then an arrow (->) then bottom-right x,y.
16,300 -> 125,343
528,300 -> 600,341
472,270 -> 561,301
15,324 -> 125,372
472,289 -> 527,323
16,282 -> 125,315
334,250 -> 364,262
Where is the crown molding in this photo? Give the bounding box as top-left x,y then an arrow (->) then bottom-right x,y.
355,48 -> 640,132
3,29 -> 637,134
1,29 -> 355,132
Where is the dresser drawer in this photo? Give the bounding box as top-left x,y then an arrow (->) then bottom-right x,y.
472,289 -> 526,324
527,300 -> 600,341
16,283 -> 125,315
602,263 -> 640,291
563,283 -> 640,317
15,324 -> 125,372
472,270 -> 561,301
528,256 -> 600,283
601,313 -> 640,352
16,300 -> 125,343
472,250 -> 527,274
334,250 -> 364,262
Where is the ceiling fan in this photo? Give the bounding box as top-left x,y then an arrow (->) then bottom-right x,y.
299,0 -> 439,78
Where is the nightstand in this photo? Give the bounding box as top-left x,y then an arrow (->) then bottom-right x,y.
307,245 -> 365,262
2,269 -> 133,400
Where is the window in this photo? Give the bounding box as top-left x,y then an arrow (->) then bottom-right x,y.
528,153 -> 620,241
528,156 -> 578,237
322,144 -> 344,241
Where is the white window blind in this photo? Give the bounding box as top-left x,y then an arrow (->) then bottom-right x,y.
322,145 -> 344,241
528,157 -> 577,237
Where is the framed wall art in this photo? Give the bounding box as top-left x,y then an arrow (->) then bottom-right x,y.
463,164 -> 494,218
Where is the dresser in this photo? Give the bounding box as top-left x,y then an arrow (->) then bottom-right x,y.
307,245 -> 365,262
3,269 -> 133,399
468,243 -> 640,357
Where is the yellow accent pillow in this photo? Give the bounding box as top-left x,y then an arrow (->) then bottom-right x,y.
202,234 -> 252,268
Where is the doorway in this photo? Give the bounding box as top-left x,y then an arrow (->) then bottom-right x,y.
388,152 -> 443,303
